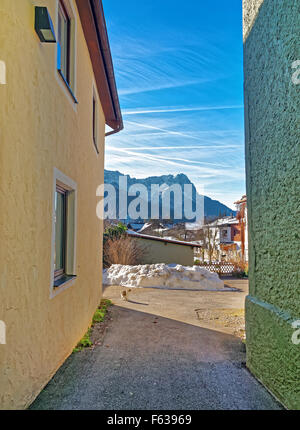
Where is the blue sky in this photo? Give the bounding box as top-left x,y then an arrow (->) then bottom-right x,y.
103,0 -> 245,210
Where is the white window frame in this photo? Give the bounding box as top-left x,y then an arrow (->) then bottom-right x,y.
50,168 -> 77,298
55,0 -> 78,109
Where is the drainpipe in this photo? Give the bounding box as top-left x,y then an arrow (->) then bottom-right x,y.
105,124 -> 123,137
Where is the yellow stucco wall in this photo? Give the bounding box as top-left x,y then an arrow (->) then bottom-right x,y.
0,0 -> 106,409
133,238 -> 195,266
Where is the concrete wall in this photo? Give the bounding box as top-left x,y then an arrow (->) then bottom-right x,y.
243,0 -> 300,409
0,0 -> 106,409
132,238 -> 195,266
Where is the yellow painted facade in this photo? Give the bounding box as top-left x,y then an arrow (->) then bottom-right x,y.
0,0 -> 108,409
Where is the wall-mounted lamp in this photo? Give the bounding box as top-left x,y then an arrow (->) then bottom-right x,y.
35,7 -> 56,43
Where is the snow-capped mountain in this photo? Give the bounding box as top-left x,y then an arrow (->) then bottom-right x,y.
104,169 -> 236,222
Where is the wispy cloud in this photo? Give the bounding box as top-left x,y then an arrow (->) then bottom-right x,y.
103,0 -> 245,208
123,105 -> 244,115
108,28 -> 229,100
109,145 -> 240,150
123,120 -> 243,147
125,120 -> 202,141
109,146 -> 231,169
118,80 -> 204,97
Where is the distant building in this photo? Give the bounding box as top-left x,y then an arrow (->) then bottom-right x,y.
234,195 -> 248,262
203,214 -> 248,262
127,231 -> 198,266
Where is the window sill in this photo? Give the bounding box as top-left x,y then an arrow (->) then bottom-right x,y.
54,275 -> 77,288
57,69 -> 78,104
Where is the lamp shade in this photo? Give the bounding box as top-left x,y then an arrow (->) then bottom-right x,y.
35,7 -> 56,43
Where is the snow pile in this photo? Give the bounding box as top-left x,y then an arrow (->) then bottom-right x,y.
103,263 -> 224,290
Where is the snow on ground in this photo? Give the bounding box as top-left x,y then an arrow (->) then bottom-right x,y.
103,263 -> 224,290
138,223 -> 151,232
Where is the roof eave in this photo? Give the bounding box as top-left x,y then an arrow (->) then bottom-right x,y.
76,0 -> 123,133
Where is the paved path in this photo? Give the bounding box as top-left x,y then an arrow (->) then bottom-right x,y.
102,278 -> 249,338
31,284 -> 282,409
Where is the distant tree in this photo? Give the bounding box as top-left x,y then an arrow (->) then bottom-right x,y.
200,226 -> 218,263
103,236 -> 145,268
104,222 -> 127,241
236,201 -> 246,261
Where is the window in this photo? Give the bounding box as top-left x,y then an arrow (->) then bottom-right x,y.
92,94 -> 99,153
56,1 -> 77,103
222,229 -> 227,238
57,1 -> 70,84
54,185 -> 67,280
51,169 -> 77,294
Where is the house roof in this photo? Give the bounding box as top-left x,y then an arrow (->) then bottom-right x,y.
127,230 -> 200,248
127,223 -> 146,231
234,195 -> 247,205
205,216 -> 239,228
76,0 -> 123,134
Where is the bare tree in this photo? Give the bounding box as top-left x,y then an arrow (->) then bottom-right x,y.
103,236 -> 146,267
201,226 -> 218,263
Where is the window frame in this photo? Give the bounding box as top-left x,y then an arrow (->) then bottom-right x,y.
56,0 -> 78,104
57,0 -> 71,85
50,169 -> 77,298
54,184 -> 68,281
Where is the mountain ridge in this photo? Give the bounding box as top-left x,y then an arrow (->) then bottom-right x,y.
104,169 -> 236,221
